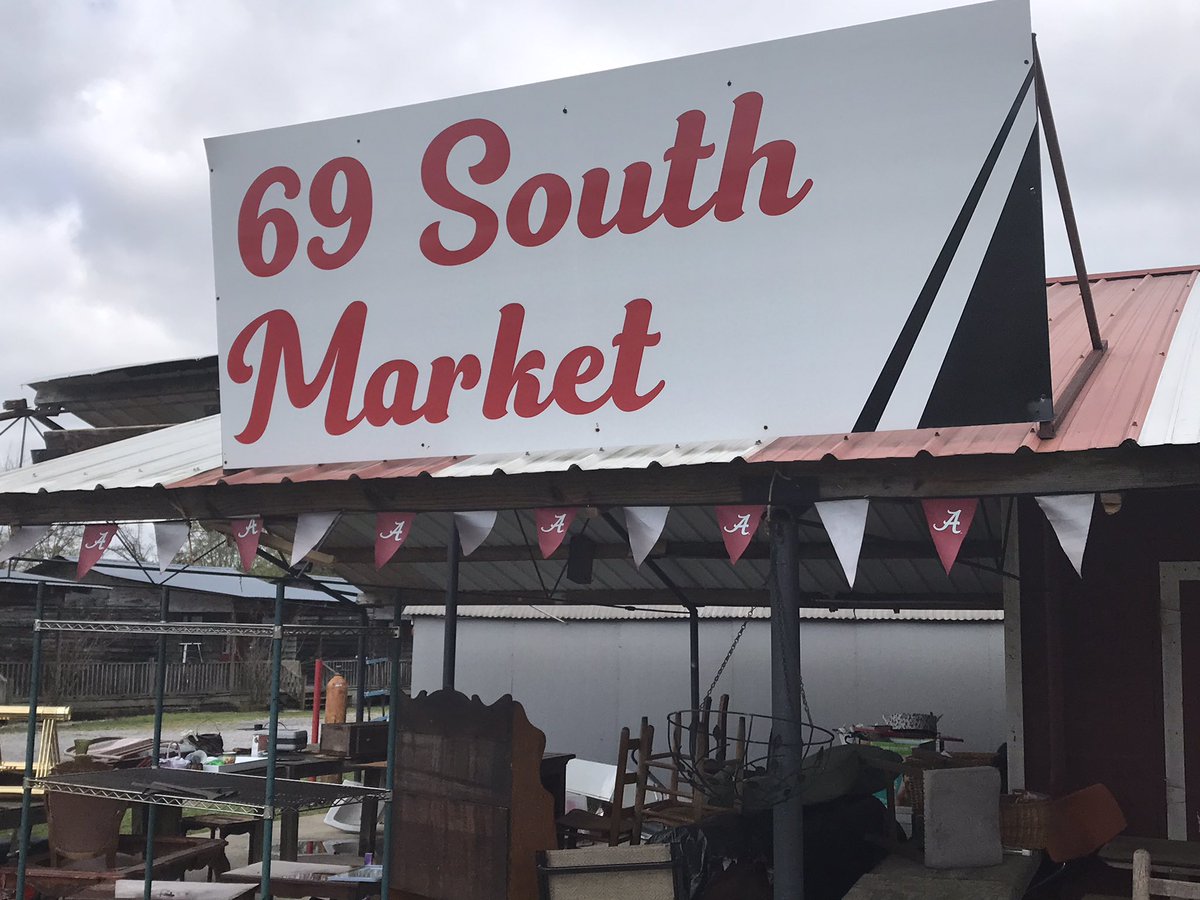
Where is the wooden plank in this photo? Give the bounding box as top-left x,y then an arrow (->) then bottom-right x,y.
4,443 -> 1200,527
352,588 -> 1001,609
0,705 -> 71,721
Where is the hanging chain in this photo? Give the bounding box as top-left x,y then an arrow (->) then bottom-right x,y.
704,614 -> 752,702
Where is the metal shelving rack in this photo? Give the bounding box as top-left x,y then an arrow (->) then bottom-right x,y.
13,580 -> 403,900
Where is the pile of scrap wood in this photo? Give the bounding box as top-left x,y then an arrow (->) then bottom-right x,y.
76,736 -> 160,766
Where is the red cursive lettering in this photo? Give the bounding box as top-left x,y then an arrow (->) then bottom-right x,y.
419,118 -> 511,266
227,299 -> 666,444
420,91 -> 812,266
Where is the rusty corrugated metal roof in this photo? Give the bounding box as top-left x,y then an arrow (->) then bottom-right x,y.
749,266 -> 1199,464
0,267 -> 1194,501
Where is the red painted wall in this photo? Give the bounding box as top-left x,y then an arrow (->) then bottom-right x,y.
1020,490 -> 1200,837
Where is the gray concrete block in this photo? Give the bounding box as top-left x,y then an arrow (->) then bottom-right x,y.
923,765 -> 1003,869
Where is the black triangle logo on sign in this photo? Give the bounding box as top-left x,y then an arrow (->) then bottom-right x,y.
919,128 -> 1052,428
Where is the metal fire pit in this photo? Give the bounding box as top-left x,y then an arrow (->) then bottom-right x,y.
665,709 -> 833,811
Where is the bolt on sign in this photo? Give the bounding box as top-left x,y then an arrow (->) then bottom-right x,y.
207,0 -> 1049,468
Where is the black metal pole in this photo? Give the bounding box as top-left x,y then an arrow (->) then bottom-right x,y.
442,522 -> 460,691
15,582 -> 47,900
769,510 -> 804,899
600,510 -> 702,721
380,590 -> 403,900
143,586 -> 170,900
355,610 -> 367,723
687,607 -> 701,710
259,581 -> 285,900
1033,35 -> 1103,353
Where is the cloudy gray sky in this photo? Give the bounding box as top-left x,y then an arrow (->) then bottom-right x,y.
0,0 -> 1197,461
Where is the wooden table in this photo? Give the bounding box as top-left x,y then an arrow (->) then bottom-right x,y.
0,835 -> 228,898
0,799 -> 46,831
222,753 -> 359,860
221,860 -> 379,900
182,813 -> 266,865
1101,835 -> 1200,877
540,752 -> 574,821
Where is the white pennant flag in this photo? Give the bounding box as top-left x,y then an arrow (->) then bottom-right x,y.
816,499 -> 870,589
154,521 -> 191,573
291,512 -> 340,566
625,507 -> 670,567
0,525 -> 50,563
455,511 -> 497,556
1036,494 -> 1095,576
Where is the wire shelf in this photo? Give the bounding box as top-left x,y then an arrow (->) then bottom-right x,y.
33,770 -> 390,814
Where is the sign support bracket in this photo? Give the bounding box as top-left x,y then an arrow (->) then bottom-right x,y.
1034,34 -> 1108,439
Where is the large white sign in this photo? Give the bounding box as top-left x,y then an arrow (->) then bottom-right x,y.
208,0 -> 1048,468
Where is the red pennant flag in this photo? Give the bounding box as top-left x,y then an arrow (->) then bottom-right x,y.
231,517 -> 264,571
715,506 -> 766,564
375,512 -> 416,569
78,523 -> 117,579
534,508 -> 577,558
921,498 -> 978,574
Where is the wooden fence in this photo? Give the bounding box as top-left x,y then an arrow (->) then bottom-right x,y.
318,657 -> 410,695
0,657 -> 411,710
0,660 -> 304,707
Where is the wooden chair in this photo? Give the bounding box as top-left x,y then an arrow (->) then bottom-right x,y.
1133,848 -> 1200,899
557,724 -> 649,848
636,718 -> 709,829
637,700 -> 746,829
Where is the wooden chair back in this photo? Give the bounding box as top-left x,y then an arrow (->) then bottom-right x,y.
608,723 -> 650,846
636,719 -> 703,827
1133,848 -> 1200,899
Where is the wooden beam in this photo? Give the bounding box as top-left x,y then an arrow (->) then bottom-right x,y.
2,443 -> 1199,525
347,587 -> 1001,609
313,537 -> 1000,565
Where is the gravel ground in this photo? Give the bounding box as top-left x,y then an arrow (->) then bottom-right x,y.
0,709 -> 315,762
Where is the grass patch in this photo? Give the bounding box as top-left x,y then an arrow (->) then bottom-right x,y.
0,709 -> 314,734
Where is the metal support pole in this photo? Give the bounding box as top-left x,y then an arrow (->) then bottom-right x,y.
259,581 -> 286,900
380,590 -> 403,900
601,510 -> 702,720
355,611 -> 367,723
15,582 -> 47,900
687,605 -> 701,714
442,523 -> 460,692
143,586 -> 170,900
769,510 -> 804,899
1033,36 -> 1104,353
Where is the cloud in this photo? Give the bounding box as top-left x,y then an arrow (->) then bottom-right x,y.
0,0 -> 1197,468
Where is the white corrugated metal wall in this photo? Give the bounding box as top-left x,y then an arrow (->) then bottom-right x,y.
409,615 -> 1005,764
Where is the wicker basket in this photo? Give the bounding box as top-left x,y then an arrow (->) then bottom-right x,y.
1000,791 -> 1054,849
